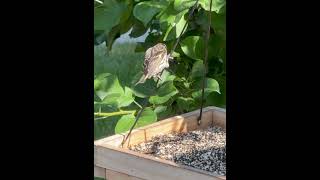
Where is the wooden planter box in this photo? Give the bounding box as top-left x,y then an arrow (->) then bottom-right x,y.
94,106 -> 226,180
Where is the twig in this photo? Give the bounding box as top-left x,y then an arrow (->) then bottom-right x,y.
133,100 -> 143,109
94,110 -> 135,119
198,0 -> 213,125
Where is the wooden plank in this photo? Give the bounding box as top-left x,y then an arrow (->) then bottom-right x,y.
95,107 -> 215,148
212,109 -> 226,130
94,106 -> 226,180
95,145 -> 224,180
106,169 -> 145,180
94,165 -> 106,179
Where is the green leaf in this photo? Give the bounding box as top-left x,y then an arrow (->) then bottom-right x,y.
199,0 -> 226,14
94,1 -> 127,32
136,107 -> 157,127
133,1 -> 168,27
101,93 -> 122,108
205,76 -> 225,108
106,25 -> 121,51
173,0 -> 195,12
180,35 -> 220,60
94,115 -> 119,139
208,34 -> 225,58
94,74 -> 125,108
211,12 -> 226,37
119,15 -> 134,35
149,81 -> 178,104
94,73 -> 112,93
175,12 -> 188,37
118,87 -> 134,107
162,8 -> 188,41
114,108 -> 157,134
132,80 -> 157,98
192,78 -> 220,100
189,60 -> 205,79
177,97 -> 195,111
129,18 -> 148,38
115,114 -> 135,134
154,105 -> 173,119
159,3 -> 178,25
180,36 -> 205,60
154,105 -> 167,114
157,70 -> 176,86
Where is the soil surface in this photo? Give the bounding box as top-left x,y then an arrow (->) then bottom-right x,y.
129,126 -> 226,176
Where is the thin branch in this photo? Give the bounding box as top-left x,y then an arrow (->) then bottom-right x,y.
94,110 -> 135,119
198,0 -> 213,125
133,100 -> 143,109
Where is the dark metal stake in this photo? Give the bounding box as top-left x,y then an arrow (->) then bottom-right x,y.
198,0 -> 213,125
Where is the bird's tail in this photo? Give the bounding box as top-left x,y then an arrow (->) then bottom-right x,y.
135,74 -> 147,86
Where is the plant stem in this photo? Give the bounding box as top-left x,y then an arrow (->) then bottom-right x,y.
94,110 -> 135,117
133,100 -> 143,109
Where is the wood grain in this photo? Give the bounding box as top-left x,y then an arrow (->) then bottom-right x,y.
106,169 -> 145,180
95,145 -> 223,180
94,165 -> 106,179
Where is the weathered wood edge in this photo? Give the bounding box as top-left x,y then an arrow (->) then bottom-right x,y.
94,165 -> 106,179
94,106 -> 216,146
94,106 -> 226,179
95,145 -> 224,180
106,169 -> 145,180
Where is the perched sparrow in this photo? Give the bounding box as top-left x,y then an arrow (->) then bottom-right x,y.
135,43 -> 172,85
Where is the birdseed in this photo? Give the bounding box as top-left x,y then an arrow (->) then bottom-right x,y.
129,126 -> 226,176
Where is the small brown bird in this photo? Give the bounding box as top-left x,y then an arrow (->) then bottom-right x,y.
135,43 -> 172,85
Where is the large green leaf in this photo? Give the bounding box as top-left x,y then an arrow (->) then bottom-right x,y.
192,78 -> 220,100
94,1 -> 127,32
154,105 -> 173,119
199,0 -> 226,13
129,18 -> 148,38
173,0 -> 195,12
149,81 -> 178,104
189,60 -> 205,79
101,93 -> 122,108
211,11 -> 226,38
114,107 -> 157,134
118,87 -> 134,107
177,97 -> 195,111
94,115 -> 119,140
136,107 -> 157,127
180,35 -> 220,60
159,2 -> 178,25
209,34 -> 225,58
133,1 -> 168,27
94,73 -> 135,108
174,0 -> 225,14
157,70 -> 176,86
206,76 -> 226,108
132,79 -> 158,98
114,114 -> 136,134
94,74 -> 124,101
163,9 -> 188,41
180,36 -> 205,60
